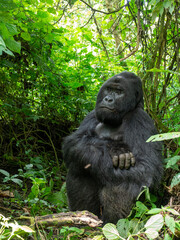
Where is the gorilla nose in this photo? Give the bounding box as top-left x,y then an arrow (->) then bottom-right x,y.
104,96 -> 113,102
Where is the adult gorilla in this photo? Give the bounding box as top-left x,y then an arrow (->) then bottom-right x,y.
62,72 -> 163,224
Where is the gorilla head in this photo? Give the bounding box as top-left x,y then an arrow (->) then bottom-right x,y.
95,72 -> 144,126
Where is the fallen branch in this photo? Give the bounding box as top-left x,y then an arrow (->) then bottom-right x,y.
20,211 -> 102,228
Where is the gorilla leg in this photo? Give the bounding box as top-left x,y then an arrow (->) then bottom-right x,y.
66,172 -> 101,217
100,183 -> 141,224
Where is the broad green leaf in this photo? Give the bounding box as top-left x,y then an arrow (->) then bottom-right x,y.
4,38 -> 21,53
0,23 -> 10,39
165,156 -> 180,170
175,222 -> 180,231
19,225 -> 35,233
152,2 -> 164,21
165,215 -> 175,234
163,0 -> 173,10
0,0 -> 17,11
0,36 -> 6,47
92,235 -> 104,240
147,68 -> 180,76
47,0 -> 54,4
103,223 -> 121,240
164,233 -> 172,240
117,219 -> 129,238
128,218 -> 144,234
171,173 -> 180,188
6,23 -> 18,36
0,169 -> 10,177
21,32 -> 31,41
162,207 -> 180,216
147,132 -> 180,142
68,0 -> 78,7
11,178 -> 23,186
135,201 -> 148,217
45,33 -> 54,43
0,45 -> 14,56
147,208 -> 161,215
37,10 -> 49,19
145,214 -> 164,231
145,229 -> 159,239
47,7 -> 56,14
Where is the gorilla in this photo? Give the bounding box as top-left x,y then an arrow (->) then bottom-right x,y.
62,72 -> 163,224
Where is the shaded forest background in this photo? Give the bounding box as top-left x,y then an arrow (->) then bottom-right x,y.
0,0 -> 179,239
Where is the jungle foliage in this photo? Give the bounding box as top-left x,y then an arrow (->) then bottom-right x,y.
0,0 -> 179,239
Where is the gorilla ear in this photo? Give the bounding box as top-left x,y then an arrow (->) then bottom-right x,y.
135,89 -> 144,109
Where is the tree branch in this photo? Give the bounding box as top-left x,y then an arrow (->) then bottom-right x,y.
53,3 -> 69,25
81,11 -> 95,28
119,0 -> 141,62
94,16 -> 111,62
80,0 -> 127,15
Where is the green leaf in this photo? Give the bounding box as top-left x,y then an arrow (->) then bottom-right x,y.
19,225 -> 35,233
117,219 -> 129,238
128,218 -> 144,234
147,208 -> 162,215
103,223 -> 121,240
164,233 -> 172,240
175,221 -> 180,231
165,156 -> 180,170
145,229 -> 159,239
21,32 -> 31,41
152,2 -> 164,21
147,132 -> 180,142
0,45 -> 14,56
68,0 -> 78,7
6,23 -> 18,36
0,169 -> 10,177
147,68 -> 180,76
135,201 -> 148,217
171,173 -> 180,188
4,38 -> 21,53
0,22 -> 11,38
145,214 -> 164,231
11,178 -> 23,186
165,215 -> 175,234
0,0 -> 17,11
47,7 -> 56,14
165,208 -> 180,216
45,33 -> 54,43
0,36 -> 6,47
47,0 -> 54,4
37,10 -> 49,19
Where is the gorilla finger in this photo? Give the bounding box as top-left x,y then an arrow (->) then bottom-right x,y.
112,155 -> 119,167
119,154 -> 125,169
129,152 -> 134,158
125,153 -> 131,169
131,157 -> 136,166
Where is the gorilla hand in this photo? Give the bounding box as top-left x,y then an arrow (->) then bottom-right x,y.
112,152 -> 135,170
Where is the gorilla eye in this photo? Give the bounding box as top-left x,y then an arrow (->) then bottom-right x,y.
106,87 -> 112,92
106,87 -> 123,95
115,89 -> 123,94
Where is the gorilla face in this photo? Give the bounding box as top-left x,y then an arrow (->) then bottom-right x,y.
95,72 -> 144,126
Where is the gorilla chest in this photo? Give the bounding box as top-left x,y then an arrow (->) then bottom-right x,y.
95,122 -> 123,141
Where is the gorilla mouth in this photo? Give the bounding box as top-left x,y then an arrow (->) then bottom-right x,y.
100,106 -> 116,111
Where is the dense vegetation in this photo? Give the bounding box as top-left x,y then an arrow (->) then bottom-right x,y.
0,0 -> 179,239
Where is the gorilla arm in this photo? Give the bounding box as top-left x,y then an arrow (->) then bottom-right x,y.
95,122 -> 136,170
62,110 -> 115,183
122,108 -> 163,188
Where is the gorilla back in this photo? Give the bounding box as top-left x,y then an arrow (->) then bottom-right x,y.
62,72 -> 163,224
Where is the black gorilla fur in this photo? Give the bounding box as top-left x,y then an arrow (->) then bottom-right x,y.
62,72 -> 163,224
